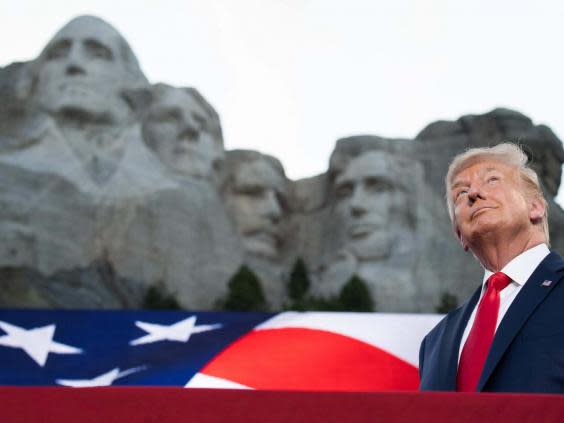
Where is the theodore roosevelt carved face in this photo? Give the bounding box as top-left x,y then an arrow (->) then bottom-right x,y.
224,151 -> 287,260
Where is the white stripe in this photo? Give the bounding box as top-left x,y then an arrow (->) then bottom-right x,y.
254,312 -> 443,366
185,373 -> 252,389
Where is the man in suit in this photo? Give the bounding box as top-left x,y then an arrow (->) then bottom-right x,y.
419,143 -> 564,393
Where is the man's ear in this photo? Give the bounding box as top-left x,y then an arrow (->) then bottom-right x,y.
15,62 -> 36,101
529,197 -> 546,223
122,87 -> 152,116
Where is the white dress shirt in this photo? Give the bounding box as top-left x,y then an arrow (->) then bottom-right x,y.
457,243 -> 550,363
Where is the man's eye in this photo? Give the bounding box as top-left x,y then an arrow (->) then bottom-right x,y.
335,184 -> 353,199
365,177 -> 392,192
455,190 -> 468,200
150,109 -> 180,124
192,114 -> 208,133
487,176 -> 500,183
239,186 -> 264,197
84,40 -> 113,61
45,41 -> 71,60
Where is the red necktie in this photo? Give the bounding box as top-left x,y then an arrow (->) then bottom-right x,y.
456,271 -> 512,392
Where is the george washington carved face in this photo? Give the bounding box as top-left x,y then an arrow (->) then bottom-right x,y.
32,16 -> 144,125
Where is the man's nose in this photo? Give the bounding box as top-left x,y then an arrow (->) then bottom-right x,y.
467,183 -> 483,203
178,117 -> 199,142
262,190 -> 282,223
350,186 -> 368,217
65,46 -> 86,76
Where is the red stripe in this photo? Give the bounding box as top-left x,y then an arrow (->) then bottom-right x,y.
201,328 -> 419,391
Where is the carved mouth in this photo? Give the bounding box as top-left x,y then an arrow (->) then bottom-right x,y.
58,81 -> 97,97
246,231 -> 280,254
173,145 -> 194,156
349,223 -> 380,238
246,227 -> 280,243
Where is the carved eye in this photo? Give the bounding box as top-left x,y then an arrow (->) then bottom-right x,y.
84,39 -> 114,61
192,113 -> 207,132
239,186 -> 265,197
150,108 -> 181,125
335,182 -> 353,200
45,40 -> 71,60
365,177 -> 393,192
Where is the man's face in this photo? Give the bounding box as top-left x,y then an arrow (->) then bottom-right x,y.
225,159 -> 286,259
143,88 -> 223,180
451,160 -> 537,250
33,18 -> 132,123
334,152 -> 401,260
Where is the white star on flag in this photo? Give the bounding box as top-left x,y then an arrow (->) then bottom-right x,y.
56,366 -> 146,387
0,320 -> 82,366
129,316 -> 222,346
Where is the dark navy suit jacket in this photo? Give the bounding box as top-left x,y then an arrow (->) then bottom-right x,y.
419,251 -> 564,393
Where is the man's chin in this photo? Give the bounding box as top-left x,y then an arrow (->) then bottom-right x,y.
170,156 -> 214,178
243,234 -> 280,259
348,234 -> 392,261
463,219 -> 501,241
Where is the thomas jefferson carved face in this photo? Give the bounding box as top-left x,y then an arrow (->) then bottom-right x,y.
225,156 -> 287,259
334,151 -> 408,261
32,16 -> 135,124
142,86 -> 224,181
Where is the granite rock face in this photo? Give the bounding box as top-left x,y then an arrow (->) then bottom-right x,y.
1,16 -> 563,312
0,16 -> 241,310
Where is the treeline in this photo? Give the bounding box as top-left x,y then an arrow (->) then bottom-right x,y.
143,258 -> 458,313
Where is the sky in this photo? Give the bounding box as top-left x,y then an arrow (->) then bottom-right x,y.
2,0 -> 564,203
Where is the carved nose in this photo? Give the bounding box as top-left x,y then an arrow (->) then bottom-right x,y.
263,191 -> 282,221
66,64 -> 86,76
178,124 -> 199,142
65,46 -> 86,76
350,188 -> 368,217
351,206 -> 366,218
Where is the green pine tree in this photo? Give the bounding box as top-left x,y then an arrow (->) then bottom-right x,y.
338,274 -> 374,312
306,295 -> 343,311
288,258 -> 310,301
284,258 -> 313,310
222,265 -> 268,311
142,284 -> 182,310
435,292 -> 458,313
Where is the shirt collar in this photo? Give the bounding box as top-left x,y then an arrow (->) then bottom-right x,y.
482,243 -> 550,287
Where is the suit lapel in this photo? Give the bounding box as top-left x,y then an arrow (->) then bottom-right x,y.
477,252 -> 564,391
437,285 -> 481,389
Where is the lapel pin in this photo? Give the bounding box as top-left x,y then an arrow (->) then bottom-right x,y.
541,280 -> 553,287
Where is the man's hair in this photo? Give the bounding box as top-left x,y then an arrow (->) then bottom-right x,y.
328,140 -> 420,229
221,149 -> 286,194
30,15 -> 148,95
328,137 -> 408,182
224,150 -> 285,183
445,142 -> 549,244
144,83 -> 224,149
